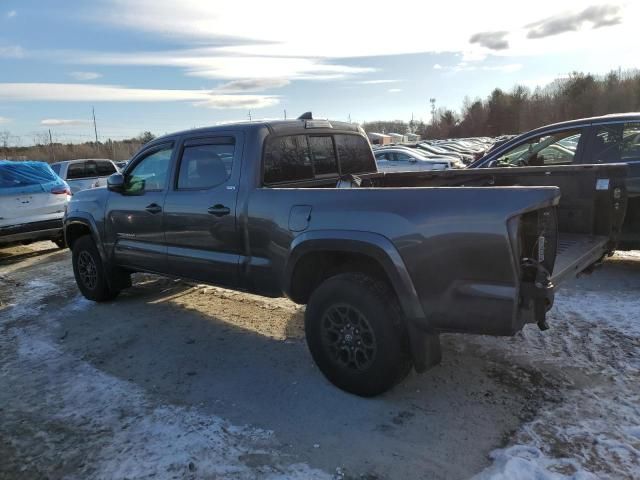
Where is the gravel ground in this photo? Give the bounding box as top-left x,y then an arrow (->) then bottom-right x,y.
0,242 -> 638,479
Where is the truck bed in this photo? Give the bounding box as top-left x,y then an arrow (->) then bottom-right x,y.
552,233 -> 608,284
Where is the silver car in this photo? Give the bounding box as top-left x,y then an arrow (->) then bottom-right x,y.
51,158 -> 119,194
374,148 -> 459,172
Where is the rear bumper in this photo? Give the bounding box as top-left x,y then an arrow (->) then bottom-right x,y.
0,218 -> 63,245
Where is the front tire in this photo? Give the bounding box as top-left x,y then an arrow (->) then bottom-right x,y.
72,235 -> 119,302
305,273 -> 412,397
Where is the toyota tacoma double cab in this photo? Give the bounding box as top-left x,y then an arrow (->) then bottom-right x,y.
63,114 -> 627,396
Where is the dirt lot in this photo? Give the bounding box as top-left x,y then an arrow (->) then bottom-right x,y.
1,242 -> 639,479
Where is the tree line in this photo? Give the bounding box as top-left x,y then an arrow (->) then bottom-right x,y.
364,69 -> 640,140
0,131 -> 156,163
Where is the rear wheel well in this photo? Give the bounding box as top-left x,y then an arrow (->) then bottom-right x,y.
65,223 -> 92,250
289,251 -> 392,305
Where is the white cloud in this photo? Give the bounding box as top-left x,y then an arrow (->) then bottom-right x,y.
41,119 -> 91,126
94,0 -> 634,61
215,78 -> 290,92
68,49 -> 374,81
0,116 -> 11,124
6,10 -> 16,18
436,62 -> 523,73
0,83 -> 279,109
0,45 -> 24,58
433,64 -> 443,70
482,63 -> 523,73
69,71 -> 102,81
358,79 -> 399,85
388,88 -> 402,93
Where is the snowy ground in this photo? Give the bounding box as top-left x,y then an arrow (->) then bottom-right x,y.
0,243 -> 638,479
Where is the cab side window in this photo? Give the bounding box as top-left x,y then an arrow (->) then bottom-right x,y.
125,145 -> 173,194
494,129 -> 582,167
177,139 -> 235,190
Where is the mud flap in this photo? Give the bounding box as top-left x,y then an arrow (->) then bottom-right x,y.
106,265 -> 132,291
521,259 -> 555,331
407,323 -> 442,373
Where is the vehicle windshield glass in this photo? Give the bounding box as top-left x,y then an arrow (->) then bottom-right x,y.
494,130 -> 581,167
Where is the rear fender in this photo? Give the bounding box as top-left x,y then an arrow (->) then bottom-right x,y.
285,230 -> 425,321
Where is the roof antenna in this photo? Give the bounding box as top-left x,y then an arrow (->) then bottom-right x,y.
298,112 -> 313,120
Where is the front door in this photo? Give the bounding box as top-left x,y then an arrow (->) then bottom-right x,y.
163,134 -> 242,286
106,142 -> 175,272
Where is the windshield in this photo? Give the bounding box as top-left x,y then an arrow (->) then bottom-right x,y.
494,130 -> 580,167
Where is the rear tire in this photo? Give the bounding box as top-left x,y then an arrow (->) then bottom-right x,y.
305,273 -> 412,397
53,235 -> 66,249
72,235 -> 119,302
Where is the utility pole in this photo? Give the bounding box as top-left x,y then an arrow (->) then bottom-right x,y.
429,98 -> 436,125
92,107 -> 99,143
248,110 -> 252,121
348,113 -> 352,123
48,129 -> 55,163
284,109 -> 287,120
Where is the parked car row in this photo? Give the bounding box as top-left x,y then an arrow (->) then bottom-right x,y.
372,136 -> 496,171
374,146 -> 464,172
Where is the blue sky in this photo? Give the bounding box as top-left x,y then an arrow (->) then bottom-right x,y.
0,0 -> 637,144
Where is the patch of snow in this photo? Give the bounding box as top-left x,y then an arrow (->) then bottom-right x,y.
473,445 -> 597,480
472,274 -> 640,480
8,305 -> 332,479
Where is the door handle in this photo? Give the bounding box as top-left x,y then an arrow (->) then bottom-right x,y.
145,203 -> 162,214
207,204 -> 231,217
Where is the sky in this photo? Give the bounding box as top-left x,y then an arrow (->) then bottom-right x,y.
0,0 -> 638,144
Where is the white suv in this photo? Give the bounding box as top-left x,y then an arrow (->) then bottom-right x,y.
0,161 -> 71,247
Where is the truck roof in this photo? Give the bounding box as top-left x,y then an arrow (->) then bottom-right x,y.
151,118 -> 362,144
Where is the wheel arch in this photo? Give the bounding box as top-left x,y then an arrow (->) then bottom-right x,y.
284,230 -> 425,321
64,214 -> 106,262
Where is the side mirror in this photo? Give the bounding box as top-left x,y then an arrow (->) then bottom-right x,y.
107,173 -> 125,192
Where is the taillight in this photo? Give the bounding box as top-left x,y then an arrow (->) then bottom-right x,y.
51,186 -> 71,195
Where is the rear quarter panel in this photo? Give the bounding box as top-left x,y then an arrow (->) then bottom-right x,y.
245,186 -> 559,335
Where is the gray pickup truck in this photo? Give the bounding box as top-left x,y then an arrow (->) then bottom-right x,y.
63,115 -> 627,396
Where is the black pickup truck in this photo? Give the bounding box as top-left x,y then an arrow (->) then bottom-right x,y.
64,115 -> 627,396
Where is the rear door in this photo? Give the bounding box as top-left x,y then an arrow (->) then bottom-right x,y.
106,142 -> 175,272
583,120 -> 640,248
477,127 -> 590,232
163,133 -> 242,286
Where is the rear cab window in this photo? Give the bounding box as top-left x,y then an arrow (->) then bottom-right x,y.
263,133 -> 375,185
96,160 -> 116,176
66,162 -> 87,179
